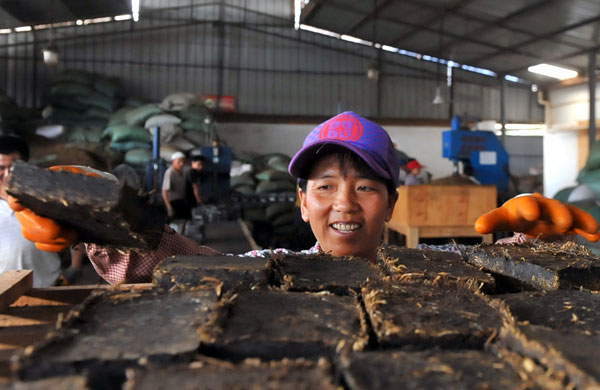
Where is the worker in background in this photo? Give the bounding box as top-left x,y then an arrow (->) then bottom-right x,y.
162,151 -> 191,220
0,130 -> 61,287
7,112 -> 600,283
404,159 -> 425,186
186,151 -> 206,207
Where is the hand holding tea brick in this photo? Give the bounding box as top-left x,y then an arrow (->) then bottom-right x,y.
8,195 -> 78,252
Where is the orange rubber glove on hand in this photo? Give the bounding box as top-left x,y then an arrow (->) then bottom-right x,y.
8,196 -> 78,252
474,193 -> 600,242
7,165 -> 107,252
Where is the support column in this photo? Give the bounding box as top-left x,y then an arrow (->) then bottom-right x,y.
500,76 -> 506,145
589,49 -> 597,150
216,0 -> 225,115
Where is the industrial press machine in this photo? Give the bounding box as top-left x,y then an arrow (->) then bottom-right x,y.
442,116 -> 509,194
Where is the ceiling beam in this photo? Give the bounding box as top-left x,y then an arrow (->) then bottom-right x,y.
0,5 -> 22,27
343,0 -> 394,36
321,1 -> 551,69
469,14 -> 600,66
391,0 -> 475,47
504,41 -> 600,75
442,0 -> 554,52
300,0 -> 327,24
400,0 -> 588,52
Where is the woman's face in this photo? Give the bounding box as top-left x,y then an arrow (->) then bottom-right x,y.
299,154 -> 397,262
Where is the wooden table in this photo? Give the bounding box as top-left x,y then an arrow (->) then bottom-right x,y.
386,185 -> 496,248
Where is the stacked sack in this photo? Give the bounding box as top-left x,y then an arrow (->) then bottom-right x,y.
231,152 -> 298,243
102,102 -> 159,167
157,92 -> 216,157
102,92 -> 217,167
553,142 -> 600,223
45,69 -> 121,144
0,89 -> 41,134
231,153 -> 296,195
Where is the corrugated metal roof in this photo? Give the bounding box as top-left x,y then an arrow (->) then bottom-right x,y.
300,0 -> 600,84
0,0 -> 130,27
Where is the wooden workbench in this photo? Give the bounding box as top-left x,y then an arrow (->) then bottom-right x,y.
386,185 -> 496,248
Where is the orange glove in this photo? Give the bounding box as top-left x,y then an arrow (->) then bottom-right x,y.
474,193 -> 600,242
8,196 -> 78,252
7,165 -> 109,252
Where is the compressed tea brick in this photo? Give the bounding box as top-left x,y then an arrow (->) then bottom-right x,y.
153,255 -> 273,291
362,280 -> 504,349
272,254 -> 382,294
339,350 -> 541,390
499,290 -> 600,335
125,357 -> 338,390
465,243 -> 600,290
199,290 -> 367,360
378,245 -> 495,292
7,161 -> 163,249
501,323 -> 600,390
13,288 -> 218,380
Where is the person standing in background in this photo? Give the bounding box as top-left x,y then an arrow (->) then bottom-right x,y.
0,130 -> 61,287
404,159 -> 425,185
162,151 -> 191,220
186,151 -> 206,207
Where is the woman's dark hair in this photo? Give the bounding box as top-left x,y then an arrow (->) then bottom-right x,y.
0,135 -> 29,161
297,147 -> 395,195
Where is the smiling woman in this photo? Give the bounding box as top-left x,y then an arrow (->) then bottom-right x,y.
290,111 -> 400,262
298,152 -> 397,262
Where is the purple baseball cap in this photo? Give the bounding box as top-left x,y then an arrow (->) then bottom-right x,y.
289,111 -> 400,187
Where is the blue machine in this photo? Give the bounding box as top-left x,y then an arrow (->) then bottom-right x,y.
194,145 -> 233,202
442,116 -> 509,193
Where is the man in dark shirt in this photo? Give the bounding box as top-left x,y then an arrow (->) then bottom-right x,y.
186,151 -> 206,207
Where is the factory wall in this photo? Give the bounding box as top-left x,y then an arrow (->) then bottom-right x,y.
0,0 -> 544,123
544,83 -> 598,198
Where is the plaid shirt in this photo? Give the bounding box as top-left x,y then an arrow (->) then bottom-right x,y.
85,225 -> 219,284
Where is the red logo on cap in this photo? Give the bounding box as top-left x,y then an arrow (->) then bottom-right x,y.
319,114 -> 363,141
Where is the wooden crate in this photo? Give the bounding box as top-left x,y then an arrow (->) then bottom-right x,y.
386,185 -> 497,248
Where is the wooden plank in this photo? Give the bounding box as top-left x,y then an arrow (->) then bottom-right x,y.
0,270 -> 32,313
11,283 -> 154,307
418,226 -> 485,237
238,218 -> 260,251
391,185 -> 496,227
386,224 -> 492,248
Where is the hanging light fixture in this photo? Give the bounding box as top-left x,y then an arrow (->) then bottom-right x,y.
42,42 -> 59,66
42,0 -> 59,66
432,85 -> 444,104
366,0 -> 379,82
432,7 -> 445,104
367,59 -> 380,81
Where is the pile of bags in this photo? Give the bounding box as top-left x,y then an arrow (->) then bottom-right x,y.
231,152 -> 298,243
554,142 -> 600,223
44,69 -> 121,143
231,153 -> 295,195
102,92 -> 216,167
0,89 -> 41,134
